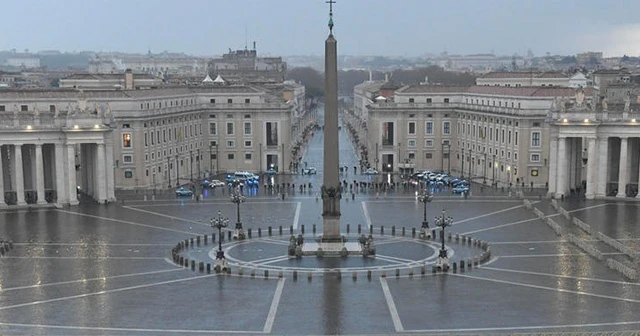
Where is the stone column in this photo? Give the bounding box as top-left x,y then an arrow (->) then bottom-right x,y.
555,137 -> 568,198
105,141 -> 115,201
35,144 -> 46,204
617,137 -> 629,198
54,144 -> 68,204
13,144 -> 26,205
95,143 -> 107,203
595,137 -> 609,197
585,137 -> 598,199
0,145 -> 5,206
66,144 -> 79,205
321,31 -> 341,241
548,137 -> 558,197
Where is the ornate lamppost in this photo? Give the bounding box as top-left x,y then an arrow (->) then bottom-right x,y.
210,210 -> 230,272
230,186 -> 246,240
417,190 -> 433,239
434,209 -> 454,271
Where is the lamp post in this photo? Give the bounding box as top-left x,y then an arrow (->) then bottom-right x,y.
417,190 -> 433,239
492,154 -> 497,188
468,148 -> 472,179
210,210 -> 230,272
189,150 -> 193,181
434,209 -> 454,271
483,151 -> 487,184
175,154 -> 180,187
197,149 -> 201,179
461,151 -> 464,178
209,144 -> 214,178
167,156 -> 171,188
230,186 -> 246,240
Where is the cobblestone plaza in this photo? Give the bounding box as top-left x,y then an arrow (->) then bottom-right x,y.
0,126 -> 639,335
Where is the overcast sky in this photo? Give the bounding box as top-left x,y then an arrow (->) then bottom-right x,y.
2,0 -> 639,57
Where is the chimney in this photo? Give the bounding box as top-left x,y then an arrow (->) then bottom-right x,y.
124,69 -> 134,90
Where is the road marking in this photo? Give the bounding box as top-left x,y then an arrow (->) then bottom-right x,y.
407,319 -> 640,333
293,202 -> 301,229
449,273 -> 640,303
380,277 -> 404,332
454,202 -> 536,225
0,256 -> 166,260
122,205 -> 209,226
0,321 -> 263,334
567,203 -> 609,213
0,268 -> 183,292
361,201 -> 372,228
462,217 -> 540,234
489,240 -> 568,245
499,252 -> 624,258
264,278 -> 285,333
481,266 -> 640,286
259,256 -> 293,265
11,242 -> 175,246
0,274 -> 219,311
55,209 -> 198,236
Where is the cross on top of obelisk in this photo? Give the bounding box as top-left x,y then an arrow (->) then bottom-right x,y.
326,0 -> 335,33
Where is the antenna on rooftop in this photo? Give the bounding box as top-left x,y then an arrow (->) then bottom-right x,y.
244,24 -> 248,50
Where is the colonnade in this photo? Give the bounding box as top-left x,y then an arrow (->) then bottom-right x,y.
0,142 -> 115,206
549,136 -> 640,199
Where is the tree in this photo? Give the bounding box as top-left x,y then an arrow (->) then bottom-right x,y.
286,67 -> 324,98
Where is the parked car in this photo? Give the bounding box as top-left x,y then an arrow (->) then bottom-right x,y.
452,185 -> 470,194
175,187 -> 193,196
364,168 -> 379,175
202,179 -> 225,188
302,167 -> 317,175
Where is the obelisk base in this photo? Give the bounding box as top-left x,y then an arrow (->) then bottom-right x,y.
322,216 -> 342,242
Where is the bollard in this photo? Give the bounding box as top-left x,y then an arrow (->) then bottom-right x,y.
264,270 -> 269,279
212,233 -> 216,243
307,272 -> 312,281
367,270 -> 372,280
184,258 -> 189,267
204,234 -> 208,245
468,260 -> 472,269
247,228 -> 252,238
251,270 -> 256,278
391,226 -> 395,236
238,267 -> 244,276
381,226 -> 384,235
412,227 -> 416,237
206,263 -> 211,274
199,262 -> 204,272
179,256 -> 184,266
432,229 -> 436,239
190,238 -> 194,246
452,262 -> 457,272
352,272 -> 357,281
191,260 -> 195,271
268,226 -> 272,236
336,271 -> 341,281
358,224 -> 361,234
408,268 -> 414,277
381,271 -> 386,278
312,224 -> 316,234
421,265 -> 426,275
448,232 -> 451,241
402,227 -> 405,236
346,224 -> 350,233
460,260 -> 465,270
395,268 -> 400,277
301,225 -> 305,235
293,270 -> 298,281
290,225 -> 293,235
279,226 -> 282,235
258,228 -> 262,237
369,225 -> 373,234
228,231 -> 232,241
432,266 -> 437,273
197,236 -> 201,246
279,271 -> 283,278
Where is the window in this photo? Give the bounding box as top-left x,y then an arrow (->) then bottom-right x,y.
227,153 -> 235,160
425,152 -> 433,159
21,105 -> 28,111
532,122 -> 541,127
508,131 -> 512,144
226,114 -> 233,118
408,153 -> 415,160
210,140 -> 218,147
122,123 -> 130,128
425,139 -> 434,147
227,140 -> 235,147
122,133 -> 132,148
442,139 -> 450,146
244,140 -> 252,147
531,154 -> 540,162
244,114 -> 251,119
531,132 -> 541,147
144,133 -> 148,146
514,153 -> 518,161
444,98 -> 450,103
123,155 -> 133,163
245,153 -> 252,160
409,98 -> 415,103
408,122 -> 416,135
426,98 -> 432,103
124,171 -> 133,178
226,122 -> 234,135
442,121 -> 451,135
266,122 -> 278,146
381,122 -> 394,145
0,105 -> 4,112
515,131 -> 518,145
227,98 -> 233,104
210,99 -> 216,104
408,139 -> 416,147
209,114 -> 216,118
245,98 -> 250,104
49,105 -> 55,113
425,121 -> 433,135
244,122 -> 252,135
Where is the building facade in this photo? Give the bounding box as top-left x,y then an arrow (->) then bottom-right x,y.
0,83 -> 307,205
476,72 -> 570,87
347,81 -> 585,188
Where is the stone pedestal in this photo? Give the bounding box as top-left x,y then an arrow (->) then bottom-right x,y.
301,241 -> 363,256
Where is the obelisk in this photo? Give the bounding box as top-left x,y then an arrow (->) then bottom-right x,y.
321,0 -> 341,241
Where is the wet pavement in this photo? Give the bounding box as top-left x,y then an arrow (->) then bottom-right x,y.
0,108 -> 639,335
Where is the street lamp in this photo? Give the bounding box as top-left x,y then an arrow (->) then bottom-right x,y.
492,154 -> 497,188
417,190 -> 433,239
483,151 -> 487,184
434,209 -> 454,271
175,154 -> 180,187
230,186 -> 246,240
210,210 -> 230,272
189,150 -> 193,181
